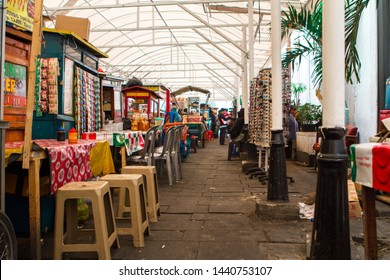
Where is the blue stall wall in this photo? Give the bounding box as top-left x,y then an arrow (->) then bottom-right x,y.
386,78 -> 390,110
32,115 -> 74,139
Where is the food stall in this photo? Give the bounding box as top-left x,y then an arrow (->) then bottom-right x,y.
171,86 -> 210,148
122,85 -> 163,130
32,28 -> 108,139
144,84 -> 170,119
3,12 -> 110,259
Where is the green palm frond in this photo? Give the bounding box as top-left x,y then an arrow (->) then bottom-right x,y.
311,50 -> 323,88
345,0 -> 371,84
282,47 -> 308,72
281,0 -> 374,88
281,1 -> 322,45
281,1 -> 323,88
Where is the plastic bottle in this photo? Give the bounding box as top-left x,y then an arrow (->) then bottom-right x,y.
68,127 -> 78,144
57,124 -> 66,141
131,114 -> 139,131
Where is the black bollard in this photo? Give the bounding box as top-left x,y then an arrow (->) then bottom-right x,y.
267,129 -> 289,201
310,127 -> 351,260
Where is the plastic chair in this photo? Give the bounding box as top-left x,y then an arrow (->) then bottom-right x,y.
153,126 -> 175,185
172,125 -> 185,181
125,126 -> 158,166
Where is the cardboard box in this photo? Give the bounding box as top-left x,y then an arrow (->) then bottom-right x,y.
56,15 -> 90,41
348,180 -> 362,218
349,201 -> 362,219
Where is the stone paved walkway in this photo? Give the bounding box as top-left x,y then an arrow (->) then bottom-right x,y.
114,138 -> 314,260
18,136 -> 390,260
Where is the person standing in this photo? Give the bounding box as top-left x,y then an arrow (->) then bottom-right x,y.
218,108 -> 229,145
209,110 -> 217,137
286,110 -> 299,158
229,108 -> 245,141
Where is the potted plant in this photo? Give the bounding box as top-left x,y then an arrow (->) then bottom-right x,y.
296,103 -> 322,132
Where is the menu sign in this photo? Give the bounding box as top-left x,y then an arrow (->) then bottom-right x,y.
6,0 -> 35,32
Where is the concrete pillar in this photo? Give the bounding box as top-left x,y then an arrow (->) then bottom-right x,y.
267,0 -> 288,202
271,0 -> 283,130
248,0 -> 254,81
322,0 -> 345,128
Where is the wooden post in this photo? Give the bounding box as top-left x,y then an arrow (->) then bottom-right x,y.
362,186 -> 378,259
29,157 -> 42,259
22,0 -> 43,169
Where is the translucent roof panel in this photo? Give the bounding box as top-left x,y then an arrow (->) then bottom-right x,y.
43,0 -> 309,101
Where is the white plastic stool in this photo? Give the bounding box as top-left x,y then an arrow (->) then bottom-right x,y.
121,165 -> 160,222
53,181 -> 119,260
100,174 -> 150,247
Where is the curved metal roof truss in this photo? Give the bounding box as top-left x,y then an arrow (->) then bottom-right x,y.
43,0 -> 309,101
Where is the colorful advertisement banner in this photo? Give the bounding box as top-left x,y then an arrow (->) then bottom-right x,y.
6,0 -> 35,32
4,61 -> 27,108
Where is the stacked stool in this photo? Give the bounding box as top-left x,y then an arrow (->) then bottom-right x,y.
53,181 -> 119,260
121,165 -> 160,222
100,174 -> 150,247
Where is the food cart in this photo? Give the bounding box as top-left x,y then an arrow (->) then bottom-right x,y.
171,86 -> 211,148
122,85 -> 163,131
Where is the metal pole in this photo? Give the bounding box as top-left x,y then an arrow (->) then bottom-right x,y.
241,27 -> 248,124
0,0 -> 7,213
267,0 -> 288,202
0,0 -> 5,120
310,0 -> 350,260
236,77 -> 241,112
248,0 -> 254,81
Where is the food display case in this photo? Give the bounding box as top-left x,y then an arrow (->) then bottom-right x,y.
101,75 -> 125,123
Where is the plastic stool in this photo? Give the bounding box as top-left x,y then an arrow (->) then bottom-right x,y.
100,174 -> 150,247
121,165 -> 160,222
53,181 -> 119,260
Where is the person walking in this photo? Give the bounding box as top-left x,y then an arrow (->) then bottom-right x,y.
218,108 -> 229,145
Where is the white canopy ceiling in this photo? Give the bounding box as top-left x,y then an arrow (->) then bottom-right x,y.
42,0 -> 309,101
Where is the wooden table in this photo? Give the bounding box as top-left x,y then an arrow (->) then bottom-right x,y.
5,139 -> 115,259
350,143 -> 390,259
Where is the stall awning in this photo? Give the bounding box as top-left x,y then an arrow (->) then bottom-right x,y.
171,86 -> 210,97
